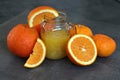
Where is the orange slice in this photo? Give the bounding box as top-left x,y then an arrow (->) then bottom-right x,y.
69,24 -> 93,37
24,38 -> 46,68
28,6 -> 59,29
66,34 -> 97,66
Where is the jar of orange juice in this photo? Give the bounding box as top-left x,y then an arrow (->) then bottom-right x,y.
41,12 -> 70,60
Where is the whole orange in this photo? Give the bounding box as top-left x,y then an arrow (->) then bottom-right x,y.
92,34 -> 116,57
7,24 -> 39,58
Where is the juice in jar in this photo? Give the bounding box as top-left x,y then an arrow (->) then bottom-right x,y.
41,30 -> 70,59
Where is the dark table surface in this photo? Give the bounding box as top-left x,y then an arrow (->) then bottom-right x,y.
0,0 -> 120,80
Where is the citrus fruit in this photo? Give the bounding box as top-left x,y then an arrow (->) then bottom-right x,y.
28,6 -> 59,32
69,24 -> 93,37
92,34 -> 116,57
7,24 -> 39,58
24,38 -> 46,68
66,34 -> 97,66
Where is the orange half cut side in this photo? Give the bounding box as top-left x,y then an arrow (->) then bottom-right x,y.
28,6 -> 59,28
67,34 -> 97,66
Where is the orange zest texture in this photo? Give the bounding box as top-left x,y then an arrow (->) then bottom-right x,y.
92,34 -> 116,57
69,24 -> 93,37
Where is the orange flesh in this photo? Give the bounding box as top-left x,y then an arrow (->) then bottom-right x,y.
71,37 -> 95,62
33,12 -> 56,26
26,41 -> 43,64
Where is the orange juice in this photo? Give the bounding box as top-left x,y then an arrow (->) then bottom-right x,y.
40,11 -> 70,59
41,30 -> 70,59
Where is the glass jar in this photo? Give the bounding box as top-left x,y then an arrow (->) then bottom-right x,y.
40,12 -> 70,60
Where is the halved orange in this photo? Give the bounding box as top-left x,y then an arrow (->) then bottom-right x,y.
28,6 -> 59,32
69,24 -> 93,37
66,34 -> 97,66
24,38 -> 46,68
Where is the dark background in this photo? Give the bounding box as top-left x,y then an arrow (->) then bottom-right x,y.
0,0 -> 120,80
0,0 -> 120,24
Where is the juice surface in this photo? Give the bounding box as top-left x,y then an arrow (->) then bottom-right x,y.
41,30 -> 70,59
